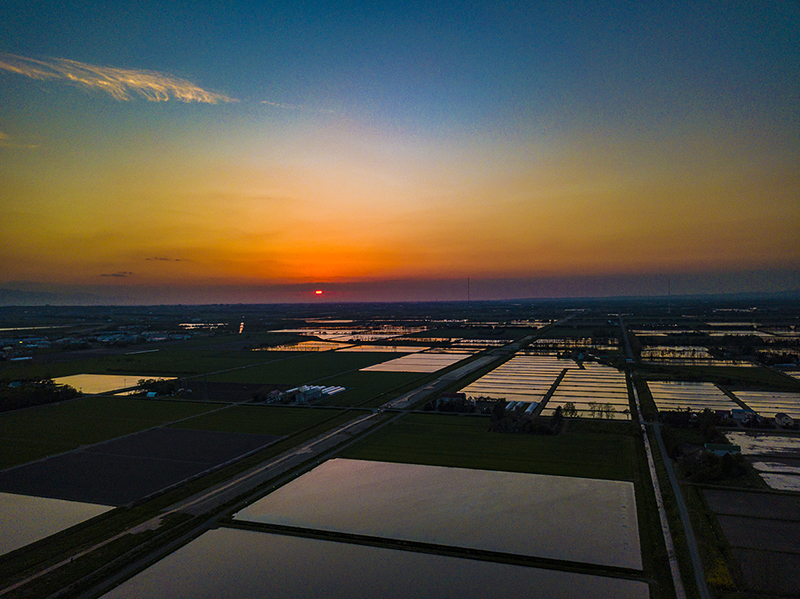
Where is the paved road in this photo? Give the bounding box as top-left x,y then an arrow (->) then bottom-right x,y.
651,420 -> 711,599
620,308 -> 709,599
171,412 -> 380,515
630,377 -> 686,599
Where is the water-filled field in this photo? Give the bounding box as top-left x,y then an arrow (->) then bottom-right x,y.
98,528 -> 649,599
731,391 -> 800,419
541,362 -> 630,419
0,492 -> 112,556
54,374 -> 169,394
725,432 -> 800,491
253,340 -> 352,351
647,381 -> 737,412
234,458 -> 642,569
337,345 -> 428,352
360,353 -> 469,373
459,354 -> 573,403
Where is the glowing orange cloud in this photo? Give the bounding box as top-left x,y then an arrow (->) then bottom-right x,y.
0,53 -> 235,103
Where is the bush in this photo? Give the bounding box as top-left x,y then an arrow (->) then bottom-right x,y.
678,450 -> 748,483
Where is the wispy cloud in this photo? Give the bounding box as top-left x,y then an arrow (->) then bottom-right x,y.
100,271 -> 134,278
0,54 -> 236,104
261,100 -> 303,110
261,100 -> 335,114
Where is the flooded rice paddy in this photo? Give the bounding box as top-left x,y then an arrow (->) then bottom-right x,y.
730,391 -> 800,419
270,327 -> 425,342
647,381 -> 736,412
541,363 -> 630,420
726,432 -> 800,455
725,432 -> 800,491
360,353 -> 469,373
459,356 -> 630,418
337,345 -> 428,353
0,492 -> 112,556
53,374 -> 169,394
459,354 -> 574,403
98,528 -> 649,599
253,340 -> 353,352
233,458 -> 642,569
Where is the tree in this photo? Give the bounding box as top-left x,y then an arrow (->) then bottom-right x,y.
491,399 -> 507,421
551,406 -> 564,431
562,402 -> 578,418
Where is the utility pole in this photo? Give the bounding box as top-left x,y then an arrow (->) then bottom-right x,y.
668,278 -> 671,315
467,278 -> 470,302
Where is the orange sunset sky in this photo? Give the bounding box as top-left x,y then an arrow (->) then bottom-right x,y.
1,2 -> 798,303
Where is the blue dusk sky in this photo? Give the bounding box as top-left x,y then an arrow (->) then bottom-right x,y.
1,1 -> 798,303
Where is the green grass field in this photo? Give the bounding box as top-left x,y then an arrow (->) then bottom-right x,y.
207,351 -> 404,385
171,405 -> 348,436
0,396 -> 219,468
342,413 -> 638,480
0,349 -> 283,381
315,371 -> 425,407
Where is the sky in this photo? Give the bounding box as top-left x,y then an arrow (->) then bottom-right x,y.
1,1 -> 798,304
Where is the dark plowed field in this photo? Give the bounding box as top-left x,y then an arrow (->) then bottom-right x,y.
0,428 -> 281,506
704,489 -> 800,596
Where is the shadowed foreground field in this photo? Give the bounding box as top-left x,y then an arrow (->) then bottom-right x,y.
342,413 -> 638,481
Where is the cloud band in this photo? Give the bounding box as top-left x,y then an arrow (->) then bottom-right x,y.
0,54 -> 235,104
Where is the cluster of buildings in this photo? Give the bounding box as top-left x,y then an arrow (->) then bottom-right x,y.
257,385 -> 345,405
712,408 -> 796,428
0,329 -> 192,360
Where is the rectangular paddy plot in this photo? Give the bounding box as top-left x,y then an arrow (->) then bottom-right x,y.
730,390 -> 800,419
209,351 -> 401,384
341,414 -> 637,481
360,352 -> 470,373
99,528 -> 649,599
647,381 -> 737,412
234,458 -> 642,570
253,340 -> 352,351
0,396 -> 218,469
172,405 -> 348,436
0,492 -> 113,557
703,489 -> 800,597
724,431 -> 800,491
541,363 -> 630,420
459,354 -> 575,403
53,374 -> 169,394
0,427 -> 281,506
336,344 -> 429,352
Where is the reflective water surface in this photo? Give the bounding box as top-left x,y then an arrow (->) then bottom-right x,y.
0,492 -> 112,556
360,353 -> 469,372
725,432 -> 800,491
99,528 -> 650,599
53,374 -> 168,394
234,459 -> 641,569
